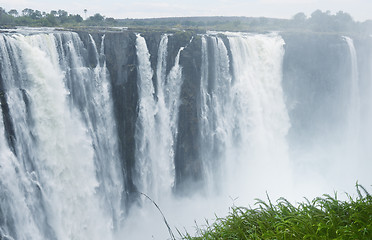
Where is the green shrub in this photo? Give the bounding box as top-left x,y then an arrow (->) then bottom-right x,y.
184,183 -> 372,240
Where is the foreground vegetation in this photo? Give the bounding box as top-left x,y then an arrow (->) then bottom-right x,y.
183,184 -> 372,239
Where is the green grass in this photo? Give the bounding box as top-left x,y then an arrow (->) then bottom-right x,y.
183,183 -> 372,239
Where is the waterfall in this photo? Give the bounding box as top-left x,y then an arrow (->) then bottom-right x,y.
68,33 -> 124,229
196,31 -> 293,198
166,46 -> 185,138
344,36 -> 360,144
227,33 -> 290,156
134,33 -> 185,200
1,29 -> 372,240
0,32 -> 122,240
155,34 -> 180,196
0,95 -> 44,240
134,33 -> 158,197
199,35 -> 232,193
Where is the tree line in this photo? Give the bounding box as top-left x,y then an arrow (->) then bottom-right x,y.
290,10 -> 372,33
119,10 -> 372,34
1,7 -> 371,34
0,7 -> 117,27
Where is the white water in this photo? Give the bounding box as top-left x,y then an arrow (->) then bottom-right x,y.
201,32 -> 292,201
122,32 -> 294,239
0,33 -> 123,240
155,34 -> 178,195
18,33 -> 112,240
66,33 -> 124,229
200,35 -> 232,193
124,33 -> 195,240
1,30 -> 371,240
0,97 -> 44,240
344,36 -> 361,145
134,34 -> 186,201
134,33 -> 159,197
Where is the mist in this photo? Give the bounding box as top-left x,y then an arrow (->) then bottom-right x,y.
0,9 -> 371,240
119,30 -> 372,239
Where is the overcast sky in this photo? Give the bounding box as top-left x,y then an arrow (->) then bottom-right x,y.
1,0 -> 371,21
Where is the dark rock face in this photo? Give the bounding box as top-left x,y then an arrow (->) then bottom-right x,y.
174,36 -> 203,194
103,32 -> 139,206
0,71 -> 16,155
167,31 -> 195,74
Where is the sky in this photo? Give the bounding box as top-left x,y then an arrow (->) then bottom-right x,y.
1,0 -> 371,21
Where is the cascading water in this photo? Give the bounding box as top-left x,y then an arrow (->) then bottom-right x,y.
199,35 -> 232,193
0,99 -> 44,240
344,36 -> 361,145
1,29 -> 371,240
134,33 -> 187,201
134,33 -> 159,197
0,32 -> 123,240
199,32 -> 292,199
155,35 -> 176,193
64,33 -> 124,230
319,36 -> 364,189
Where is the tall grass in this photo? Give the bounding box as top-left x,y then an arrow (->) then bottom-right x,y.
183,183 -> 372,239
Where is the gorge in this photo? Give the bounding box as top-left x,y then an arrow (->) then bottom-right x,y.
0,28 -> 371,239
